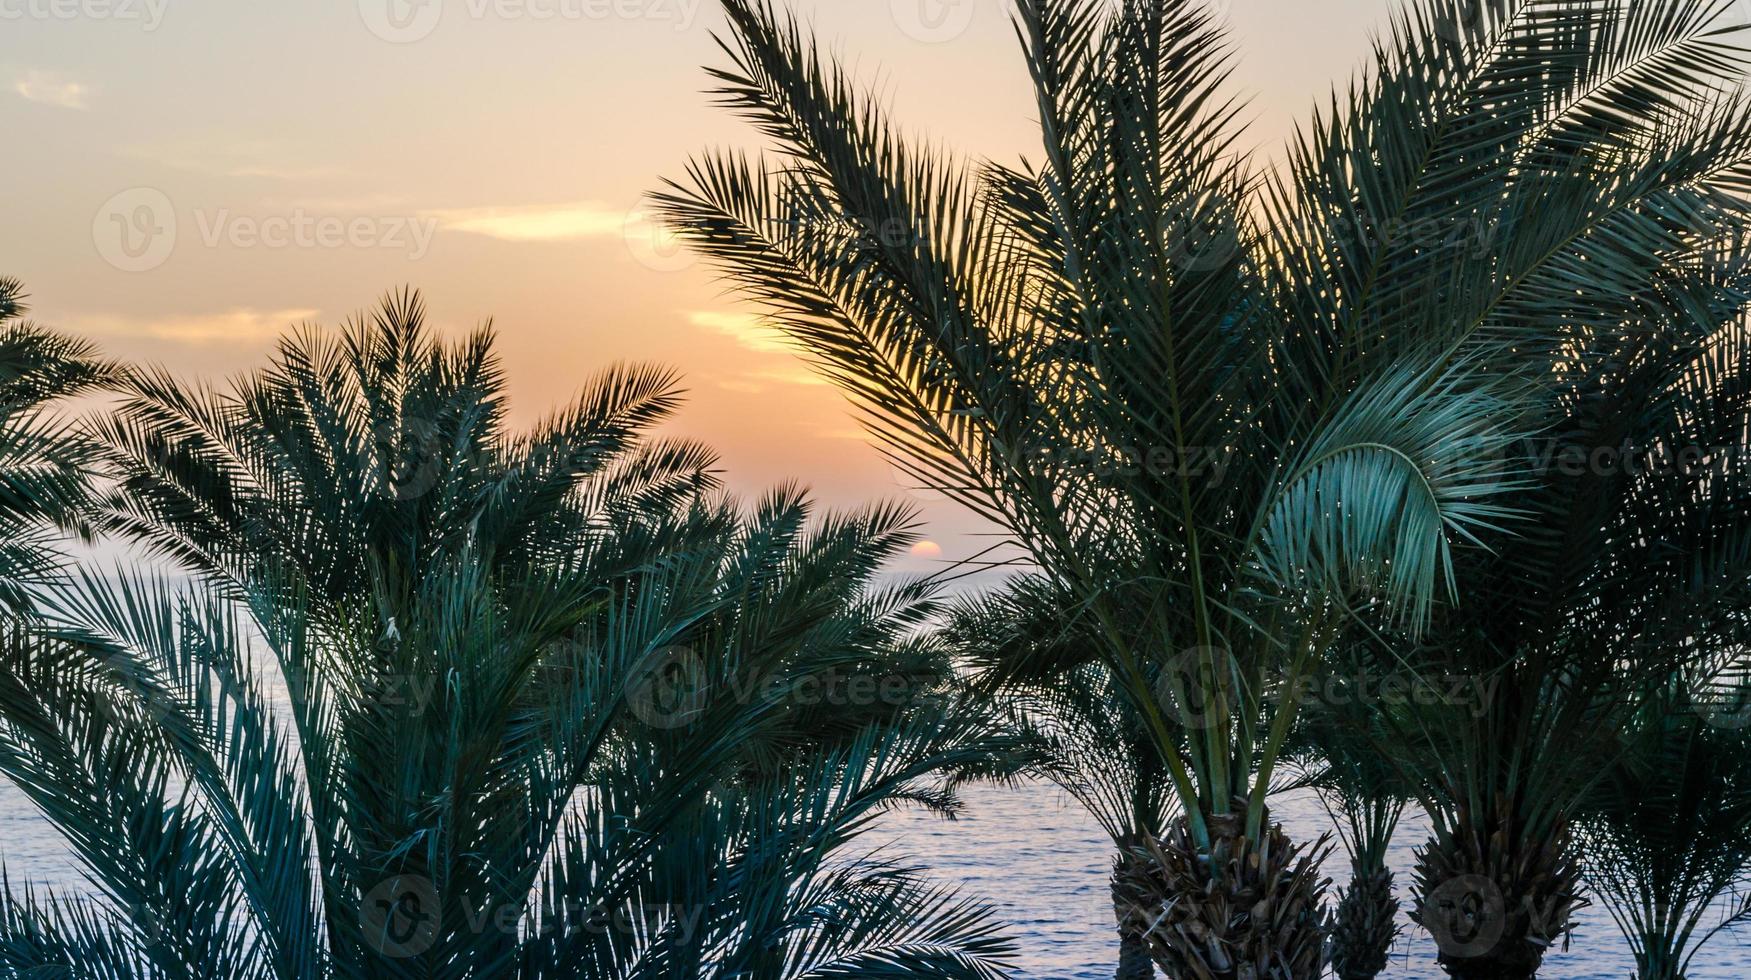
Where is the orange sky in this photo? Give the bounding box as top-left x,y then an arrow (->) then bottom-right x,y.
2,0 -> 1431,576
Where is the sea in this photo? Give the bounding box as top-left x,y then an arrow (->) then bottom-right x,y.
5,778 -> 1748,977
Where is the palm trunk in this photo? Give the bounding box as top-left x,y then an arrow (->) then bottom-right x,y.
1330,862 -> 1398,980
1410,800 -> 1582,980
1634,939 -> 1686,980
1114,801 -> 1331,979
1115,931 -> 1155,980
1112,840 -> 1156,980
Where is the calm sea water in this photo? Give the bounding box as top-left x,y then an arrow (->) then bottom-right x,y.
4,778 -> 1747,977
863,783 -> 1751,980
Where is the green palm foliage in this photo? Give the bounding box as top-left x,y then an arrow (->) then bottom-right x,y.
1579,684 -> 1751,980
85,289 -> 719,604
0,278 -> 108,605
941,578 -> 1177,978
1291,684 -> 1412,980
654,0 -> 1686,972
1263,0 -> 1751,975
1381,189 -> 1751,979
0,295 -> 1016,978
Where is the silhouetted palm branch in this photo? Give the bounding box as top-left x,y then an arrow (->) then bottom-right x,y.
0,294 -> 1017,979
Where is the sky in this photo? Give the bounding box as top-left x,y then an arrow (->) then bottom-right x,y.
1,0 -> 1432,577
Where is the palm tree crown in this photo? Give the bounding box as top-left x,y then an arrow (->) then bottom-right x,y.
0,277 -> 109,606
0,294 -> 1018,979
656,0 -> 1751,974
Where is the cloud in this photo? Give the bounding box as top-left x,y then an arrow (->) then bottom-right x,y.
686,310 -> 792,354
748,367 -> 825,387
14,70 -> 90,110
68,308 -> 318,345
715,378 -> 768,394
122,138 -> 347,180
423,202 -> 628,243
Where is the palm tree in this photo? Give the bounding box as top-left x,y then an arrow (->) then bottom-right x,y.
1578,681 -> 1751,980
941,577 -> 1180,978
1377,278 -> 1751,974
0,278 -> 108,606
1322,793 -> 1405,980
1289,670 -> 1413,980
654,0 -> 1751,972
0,294 -> 1018,978
85,289 -> 720,606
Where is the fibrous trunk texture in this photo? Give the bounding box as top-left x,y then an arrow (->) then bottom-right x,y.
1112,841 -> 1156,980
1410,799 -> 1582,980
1115,930 -> 1155,980
1114,804 -> 1330,980
1330,862 -> 1398,980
